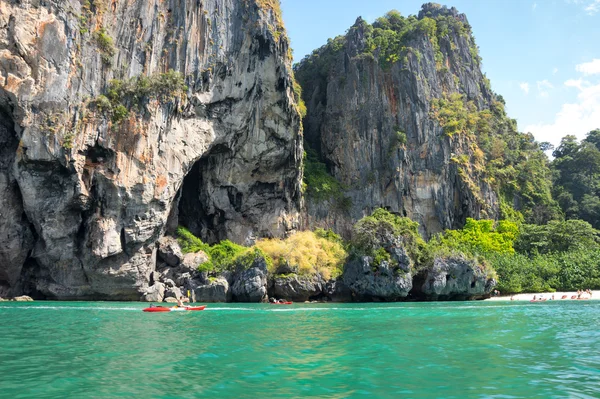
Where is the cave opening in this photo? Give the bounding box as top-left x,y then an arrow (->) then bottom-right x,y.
176,145 -> 232,245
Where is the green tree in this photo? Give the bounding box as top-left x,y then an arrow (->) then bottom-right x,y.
551,131 -> 600,228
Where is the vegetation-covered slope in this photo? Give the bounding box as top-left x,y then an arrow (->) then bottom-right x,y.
295,3 -> 558,239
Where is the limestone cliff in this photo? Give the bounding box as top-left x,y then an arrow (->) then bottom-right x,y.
0,0 -> 302,299
296,3 -> 498,238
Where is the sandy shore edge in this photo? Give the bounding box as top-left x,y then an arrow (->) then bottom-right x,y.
486,291 -> 599,301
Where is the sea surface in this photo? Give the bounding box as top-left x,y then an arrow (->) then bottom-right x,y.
1,301 -> 599,399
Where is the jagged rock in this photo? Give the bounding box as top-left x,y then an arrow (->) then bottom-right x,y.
390,247 -> 412,273
0,119 -> 34,298
13,295 -> 33,302
420,256 -> 496,300
231,257 -> 268,302
194,277 -> 231,303
164,279 -> 176,288
180,252 -> 209,274
164,286 -> 183,301
297,6 -> 498,238
176,273 -> 192,288
0,297 -> 5,301
274,261 -> 298,275
142,283 -> 165,302
328,279 -> 353,302
157,237 -> 183,267
343,257 -> 412,301
164,297 -> 178,303
0,0 -> 302,299
271,274 -> 325,302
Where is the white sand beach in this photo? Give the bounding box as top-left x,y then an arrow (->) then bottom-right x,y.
486,291 -> 600,301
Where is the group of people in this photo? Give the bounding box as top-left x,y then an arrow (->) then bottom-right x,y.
269,297 -> 289,303
510,289 -> 594,301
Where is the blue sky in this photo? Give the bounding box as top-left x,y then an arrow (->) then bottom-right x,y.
280,0 -> 600,147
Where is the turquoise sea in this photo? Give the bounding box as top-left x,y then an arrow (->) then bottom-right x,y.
1,301 -> 599,399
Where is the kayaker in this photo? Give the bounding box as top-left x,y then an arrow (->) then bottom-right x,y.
176,296 -> 186,308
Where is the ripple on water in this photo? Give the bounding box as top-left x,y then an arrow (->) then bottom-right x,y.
0,301 -> 599,398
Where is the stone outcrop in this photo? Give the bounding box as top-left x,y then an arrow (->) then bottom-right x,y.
141,282 -> 165,302
0,0 -> 302,299
343,257 -> 412,301
194,277 -> 231,303
296,4 -> 498,238
13,295 -> 33,301
418,255 -> 496,300
270,274 -> 326,302
157,237 -> 183,267
231,257 -> 268,302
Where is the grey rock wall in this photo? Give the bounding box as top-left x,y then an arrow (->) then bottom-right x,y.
0,0 -> 302,299
297,5 -> 498,238
419,255 -> 496,300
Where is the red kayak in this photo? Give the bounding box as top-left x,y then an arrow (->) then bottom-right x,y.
270,302 -> 293,305
143,305 -> 206,312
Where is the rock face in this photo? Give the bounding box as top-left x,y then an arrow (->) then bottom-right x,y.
296,4 -> 498,238
419,256 -> 496,300
194,277 -> 231,303
343,257 -> 412,301
231,257 -> 268,302
141,282 -> 165,302
157,237 -> 183,267
271,274 -> 326,302
0,0 -> 302,299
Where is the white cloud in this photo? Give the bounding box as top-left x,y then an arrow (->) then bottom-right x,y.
567,0 -> 600,14
585,0 -> 600,14
525,79 -> 600,146
576,59 -> 600,75
565,79 -> 587,90
553,67 -> 559,75
537,80 -> 554,97
519,82 -> 530,94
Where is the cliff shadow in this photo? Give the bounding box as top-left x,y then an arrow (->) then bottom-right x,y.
176,145 -> 231,244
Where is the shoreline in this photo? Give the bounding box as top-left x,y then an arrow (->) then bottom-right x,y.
486,290 -> 600,301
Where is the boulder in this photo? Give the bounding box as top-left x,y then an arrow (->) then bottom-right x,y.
157,237 -> 183,267
164,286 -> 183,301
164,297 -> 178,303
421,256 -> 497,300
194,277 -> 231,302
180,252 -> 209,274
231,257 -> 268,302
342,256 -> 412,301
13,295 -> 34,301
141,282 -> 165,302
271,274 -> 325,302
